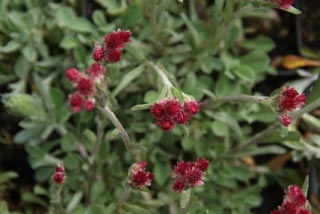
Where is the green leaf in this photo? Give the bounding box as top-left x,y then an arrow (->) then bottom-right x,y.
241,36 -> 275,52
22,45 -> 37,62
131,103 -> 153,111
68,18 -> 94,33
111,65 -> 145,97
211,121 -> 229,137
302,175 -> 309,196
0,40 -> 21,53
181,136 -> 195,150
92,10 -> 106,26
153,162 -> 169,186
56,7 -> 76,27
307,76 -> 320,104
59,36 -> 80,49
22,192 -> 47,207
233,64 -> 255,82
83,129 -> 97,151
66,192 -> 83,213
240,50 -> 270,72
61,133 -> 76,152
180,189 -> 191,209
0,201 -> 9,214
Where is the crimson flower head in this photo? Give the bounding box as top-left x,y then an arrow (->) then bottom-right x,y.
279,113 -> 292,127
278,86 -> 306,112
270,0 -> 294,9
52,163 -> 66,185
150,98 -> 200,131
69,93 -> 83,113
92,44 -> 104,62
77,77 -> 94,96
87,63 -> 104,80
184,100 -> 200,116
172,158 -> 209,193
66,68 -> 81,83
129,162 -> 154,188
270,185 -> 311,214
277,86 -> 306,126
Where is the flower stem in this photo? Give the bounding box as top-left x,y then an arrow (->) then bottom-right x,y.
117,185 -> 132,210
86,110 -> 105,204
145,61 -> 173,88
51,184 -> 65,214
100,105 -> 133,151
214,95 -> 269,104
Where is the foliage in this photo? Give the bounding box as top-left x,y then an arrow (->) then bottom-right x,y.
0,0 -> 318,213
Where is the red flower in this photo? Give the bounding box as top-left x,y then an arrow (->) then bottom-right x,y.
83,98 -> 95,111
278,86 -> 306,112
151,102 -> 166,119
156,119 -> 175,131
104,29 -> 131,50
151,98 -> 200,131
279,113 -> 292,126
172,179 -> 185,193
92,44 -> 104,62
52,163 -> 66,185
172,159 -> 209,193
184,100 -> 200,115
195,158 -> 210,172
129,162 -> 153,188
66,68 -> 81,83
77,77 -> 94,96
55,163 -> 65,173
106,49 -> 122,63
270,0 -> 294,9
88,63 -> 104,79
69,93 -> 83,113
165,99 -> 182,118
174,111 -> 189,124
270,185 -> 311,214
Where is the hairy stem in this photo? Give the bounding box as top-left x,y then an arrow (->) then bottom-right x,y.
117,186 -> 132,211
214,95 -> 269,104
86,111 -> 105,204
100,105 -> 133,150
146,61 -> 173,88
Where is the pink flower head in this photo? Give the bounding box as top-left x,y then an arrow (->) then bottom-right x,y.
174,111 -> 189,124
278,86 -> 306,112
270,185 -> 311,214
66,68 -> 81,83
92,44 -> 104,62
129,162 -> 153,188
165,99 -> 182,118
104,29 -> 131,51
106,49 -> 122,63
279,113 -> 292,126
88,63 -> 104,80
77,77 -> 94,96
270,0 -> 294,9
184,100 -> 200,116
83,98 -> 95,111
172,158 -> 209,193
172,179 -> 186,193
151,102 -> 166,119
69,93 -> 83,113
156,119 -> 175,131
52,163 -> 66,185
55,163 -> 65,173
151,98 -> 200,131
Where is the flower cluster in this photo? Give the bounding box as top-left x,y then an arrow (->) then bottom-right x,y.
150,98 -> 200,131
52,163 -> 66,185
172,158 -> 209,193
66,63 -> 105,113
277,86 -> 306,126
269,0 -> 294,9
129,162 -> 154,188
270,185 -> 311,214
92,29 -> 131,63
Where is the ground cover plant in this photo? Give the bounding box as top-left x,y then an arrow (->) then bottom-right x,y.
1,0 -> 320,213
